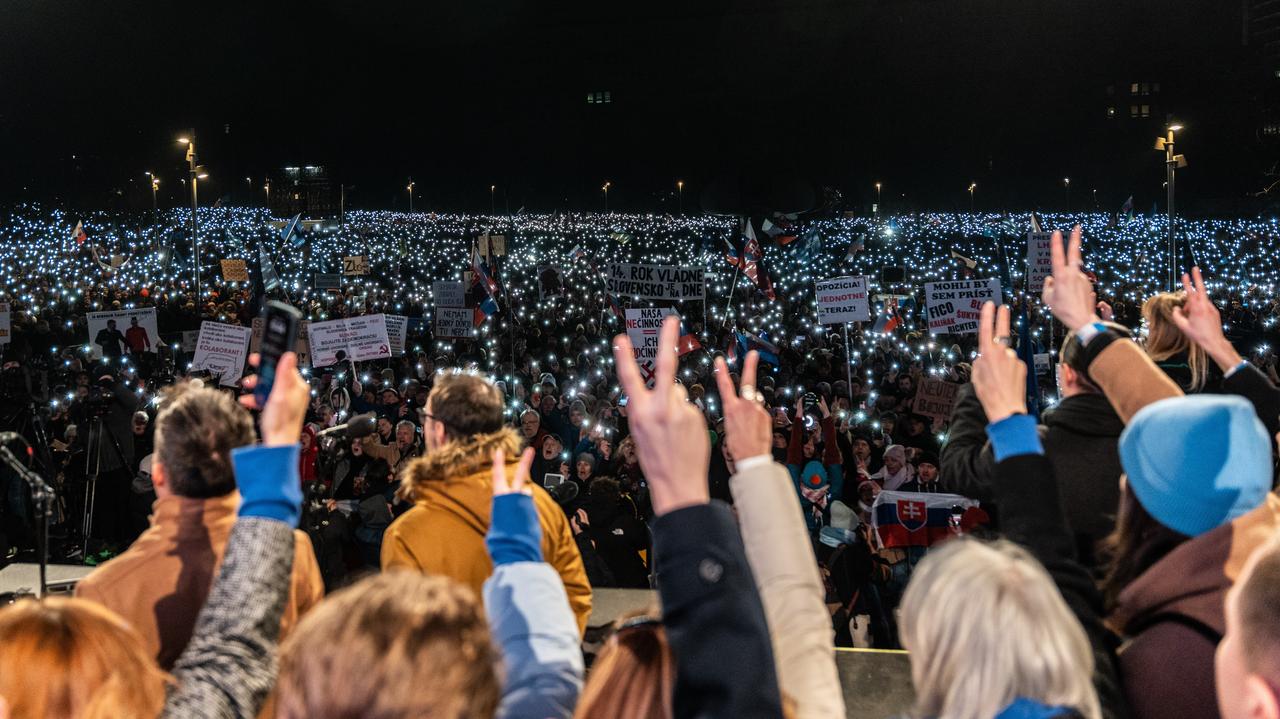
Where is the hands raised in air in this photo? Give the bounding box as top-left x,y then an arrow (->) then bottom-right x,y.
971,302 -> 1028,424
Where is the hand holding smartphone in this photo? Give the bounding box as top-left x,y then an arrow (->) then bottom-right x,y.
253,301 -> 303,407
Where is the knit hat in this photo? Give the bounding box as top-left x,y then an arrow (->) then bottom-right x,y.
575,452 -> 597,470
1119,394 -> 1272,537
800,460 -> 829,490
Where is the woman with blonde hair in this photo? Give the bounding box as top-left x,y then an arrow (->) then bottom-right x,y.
575,613 -> 674,719
1140,291 -> 1216,392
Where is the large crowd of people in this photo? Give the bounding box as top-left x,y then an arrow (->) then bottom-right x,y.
0,204 -> 1279,718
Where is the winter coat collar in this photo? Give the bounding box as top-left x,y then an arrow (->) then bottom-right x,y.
398,427 -> 523,501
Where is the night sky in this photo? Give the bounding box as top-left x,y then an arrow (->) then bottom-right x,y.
0,0 -> 1254,213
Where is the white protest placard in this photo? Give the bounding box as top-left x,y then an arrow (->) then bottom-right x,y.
924,279 -> 1002,335
1026,231 -> 1054,292
435,307 -> 473,338
815,276 -> 872,325
308,315 -> 392,367
86,308 -> 160,359
606,263 -> 704,301
432,280 -> 466,308
181,330 -> 200,353
625,308 -> 678,387
0,303 -> 9,345
190,321 -> 252,386
385,314 -> 408,356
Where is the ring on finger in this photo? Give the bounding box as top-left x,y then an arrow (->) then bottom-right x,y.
741,384 -> 758,402
995,336 -> 1013,347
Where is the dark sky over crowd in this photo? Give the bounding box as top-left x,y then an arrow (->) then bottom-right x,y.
0,0 -> 1254,212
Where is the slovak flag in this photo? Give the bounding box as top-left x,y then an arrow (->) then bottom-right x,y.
677,321 -> 702,357
73,221 -> 87,245
741,222 -> 777,300
761,217 -> 798,245
871,490 -> 986,549
471,246 -> 501,326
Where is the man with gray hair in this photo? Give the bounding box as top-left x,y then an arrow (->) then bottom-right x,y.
361,418 -> 422,477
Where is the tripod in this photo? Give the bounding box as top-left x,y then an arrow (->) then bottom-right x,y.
0,443 -> 54,597
81,416 -> 130,561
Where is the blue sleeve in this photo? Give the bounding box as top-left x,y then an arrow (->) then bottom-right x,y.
486,563 -> 584,719
486,493 -> 542,566
231,444 -> 303,525
985,414 -> 1043,463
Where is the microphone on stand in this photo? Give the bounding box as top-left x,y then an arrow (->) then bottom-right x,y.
316,412 -> 378,439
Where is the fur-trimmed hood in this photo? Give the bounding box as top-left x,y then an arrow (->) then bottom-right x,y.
397,427 -> 524,502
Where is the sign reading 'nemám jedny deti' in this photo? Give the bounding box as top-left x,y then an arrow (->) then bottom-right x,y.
815,276 -> 872,325
924,279 -> 1001,335
606,263 -> 704,300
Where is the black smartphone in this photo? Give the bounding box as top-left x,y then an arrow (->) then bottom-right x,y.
254,301 -> 303,406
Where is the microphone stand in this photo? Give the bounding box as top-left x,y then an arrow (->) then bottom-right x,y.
0,445 -> 53,598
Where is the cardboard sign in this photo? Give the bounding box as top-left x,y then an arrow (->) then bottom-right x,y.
432,280 -> 465,308
190,321 -> 252,386
315,272 -> 342,290
606,263 -> 704,300
490,234 -> 506,256
1034,352 -> 1053,376
342,255 -> 369,275
625,307 -> 678,387
86,308 -> 160,359
815,276 -> 872,325
912,378 -> 960,427
250,316 -> 311,367
385,314 -> 408,356
181,330 -> 200,353
1026,231 -> 1054,292
537,265 -> 566,300
220,259 -> 249,283
308,314 -> 391,366
0,303 -> 9,345
434,307 -> 473,338
924,279 -> 1001,335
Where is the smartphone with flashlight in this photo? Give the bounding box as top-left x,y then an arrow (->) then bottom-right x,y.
253,301 -> 302,406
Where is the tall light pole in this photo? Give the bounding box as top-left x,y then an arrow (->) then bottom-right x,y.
602,181 -> 611,212
875,181 -> 882,216
1155,124 -> 1187,291
676,180 -> 684,214
968,182 -> 977,212
1063,177 -> 1071,212
178,134 -> 207,293
145,172 -> 159,211
490,184 -> 496,214
264,178 -> 271,209
407,178 -> 415,213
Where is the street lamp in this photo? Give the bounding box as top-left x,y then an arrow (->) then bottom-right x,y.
602,181 -> 611,212
178,134 -> 204,293
407,178 -> 415,213
676,180 -> 684,214
264,178 -> 271,208
144,172 -> 159,212
968,182 -> 977,212
490,184 -> 496,214
875,181 -> 882,216
1063,177 -> 1071,212
1154,123 -> 1188,291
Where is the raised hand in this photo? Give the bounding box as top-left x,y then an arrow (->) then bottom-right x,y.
239,352 -> 311,447
1171,266 -> 1243,371
1041,225 -> 1101,332
612,316 -> 710,516
491,447 -> 535,497
713,350 -> 772,464
486,447 -> 541,566
972,302 -> 1028,424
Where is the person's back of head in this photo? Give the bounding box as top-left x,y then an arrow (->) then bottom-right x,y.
900,538 -> 1101,719
153,381 -> 256,498
276,571 -> 499,719
0,597 -> 169,719
1141,291 -> 1209,391
423,372 -> 505,446
576,613 -> 673,719
1217,535 -> 1280,719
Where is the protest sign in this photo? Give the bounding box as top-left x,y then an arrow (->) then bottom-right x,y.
923,279 -> 1001,334
250,316 -> 311,367
1033,352 -> 1052,376
435,307 -> 473,338
0,303 -> 9,345
309,315 -> 391,367
86,308 -> 160,359
181,330 -> 200,353
912,378 -> 960,428
537,266 -> 566,299
432,280 -> 465,308
815,276 -> 871,325
315,272 -> 342,290
342,255 -> 369,275
190,321 -> 252,386
606,263 -> 704,301
625,307 -> 678,387
385,314 -> 408,356
220,259 -> 249,282
490,235 -> 506,256
1026,231 -> 1054,292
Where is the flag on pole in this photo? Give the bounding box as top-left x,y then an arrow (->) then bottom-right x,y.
950,249 -> 977,270
733,331 -> 780,367
845,235 -> 866,262
677,321 -> 702,357
72,221 -> 87,245
1120,195 -> 1134,223
741,221 -> 776,300
762,217 -> 798,245
280,213 -> 304,248
1029,212 -> 1043,234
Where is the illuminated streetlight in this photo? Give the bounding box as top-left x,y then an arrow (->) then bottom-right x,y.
968,182 -> 977,212
676,179 -> 684,214
875,182 -> 882,216
1154,123 -> 1188,290
144,172 -> 159,212
178,133 -> 202,291
407,178 -> 415,213
602,181 -> 611,212
1063,176 -> 1071,212
490,184 -> 496,214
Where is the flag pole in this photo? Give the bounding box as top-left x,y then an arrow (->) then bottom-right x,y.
720,263 -> 741,332
843,322 -> 856,407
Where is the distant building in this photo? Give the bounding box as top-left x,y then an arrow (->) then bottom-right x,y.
269,165 -> 337,218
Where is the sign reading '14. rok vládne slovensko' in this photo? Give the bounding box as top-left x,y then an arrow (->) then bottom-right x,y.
606,263 -> 704,301
815,276 -> 872,325
924,279 -> 1001,335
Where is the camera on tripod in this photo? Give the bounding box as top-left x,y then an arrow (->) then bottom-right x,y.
84,383 -> 118,418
